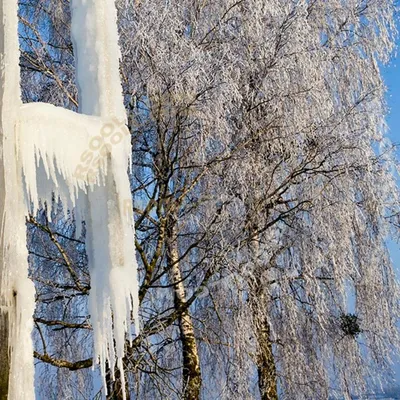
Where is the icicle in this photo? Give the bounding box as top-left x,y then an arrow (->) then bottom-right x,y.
17,103 -> 108,210
70,0 -> 126,121
70,0 -> 139,396
1,1 -> 139,398
16,103 -> 140,397
0,1 -> 35,398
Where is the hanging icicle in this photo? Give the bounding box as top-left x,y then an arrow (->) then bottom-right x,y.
0,1 -> 139,398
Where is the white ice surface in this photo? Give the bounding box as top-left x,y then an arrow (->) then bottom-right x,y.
70,1 -> 139,397
1,1 -> 139,399
1,1 -> 35,399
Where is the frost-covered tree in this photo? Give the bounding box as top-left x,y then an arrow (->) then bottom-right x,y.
123,1 -> 400,399
12,0 -> 400,399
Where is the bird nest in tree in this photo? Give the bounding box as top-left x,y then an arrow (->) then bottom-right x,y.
340,313 -> 361,337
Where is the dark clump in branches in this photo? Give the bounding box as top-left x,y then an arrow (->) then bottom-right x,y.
340,314 -> 362,338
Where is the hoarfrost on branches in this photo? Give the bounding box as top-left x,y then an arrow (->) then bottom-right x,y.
123,0 -> 400,398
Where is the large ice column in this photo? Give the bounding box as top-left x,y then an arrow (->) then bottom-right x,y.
70,0 -> 127,120
85,170 -> 138,393
0,1 -> 35,399
70,0 -> 139,395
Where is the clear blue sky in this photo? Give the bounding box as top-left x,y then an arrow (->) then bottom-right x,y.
384,45 -> 400,262
382,40 -> 400,391
384,56 -> 400,146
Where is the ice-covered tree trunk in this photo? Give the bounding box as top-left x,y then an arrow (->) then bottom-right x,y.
0,313 -> 9,400
0,1 -> 36,399
0,94 -> 9,399
0,153 -> 8,399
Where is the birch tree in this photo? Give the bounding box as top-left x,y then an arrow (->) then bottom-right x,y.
124,1 -> 400,398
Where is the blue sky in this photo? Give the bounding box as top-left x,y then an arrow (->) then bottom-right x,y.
383,45 -> 400,391
384,57 -> 400,146
384,48 -> 400,263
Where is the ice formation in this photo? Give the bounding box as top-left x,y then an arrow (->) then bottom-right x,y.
0,1 -> 35,399
0,0 -> 139,398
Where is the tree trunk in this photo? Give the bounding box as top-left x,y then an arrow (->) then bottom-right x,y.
248,227 -> 278,400
0,312 -> 9,400
0,130 -> 9,400
166,217 -> 201,400
252,293 -> 278,400
106,363 -> 130,400
0,3 -> 11,397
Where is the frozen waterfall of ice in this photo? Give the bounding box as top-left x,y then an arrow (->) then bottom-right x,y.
0,0 -> 139,398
